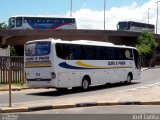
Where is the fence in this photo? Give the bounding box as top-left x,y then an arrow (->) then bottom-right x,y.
0,56 -> 24,84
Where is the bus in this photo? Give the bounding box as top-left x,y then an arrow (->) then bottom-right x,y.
117,21 -> 155,33
8,16 -> 77,29
24,39 -> 141,91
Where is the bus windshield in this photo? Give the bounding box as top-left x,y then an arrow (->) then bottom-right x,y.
25,42 -> 51,56
118,22 -> 128,30
8,18 -> 15,28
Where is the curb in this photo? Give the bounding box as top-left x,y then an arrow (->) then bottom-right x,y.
2,100 -> 160,113
1,107 -> 29,113
0,88 -> 29,92
118,101 -> 141,105
140,101 -> 160,105
76,102 -> 97,107
28,105 -> 53,112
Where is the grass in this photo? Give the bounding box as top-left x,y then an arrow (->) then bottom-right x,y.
0,83 -> 28,91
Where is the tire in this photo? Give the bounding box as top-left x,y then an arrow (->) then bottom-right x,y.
125,74 -> 131,84
81,77 -> 90,91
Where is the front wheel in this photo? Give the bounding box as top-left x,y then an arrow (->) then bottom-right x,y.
81,77 -> 90,91
125,74 -> 131,84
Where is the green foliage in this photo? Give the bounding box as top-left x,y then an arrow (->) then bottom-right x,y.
136,31 -> 156,56
10,46 -> 17,56
0,22 -> 8,29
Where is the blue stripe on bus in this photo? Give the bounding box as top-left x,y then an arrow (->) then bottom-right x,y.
59,62 -> 91,70
59,62 -> 132,70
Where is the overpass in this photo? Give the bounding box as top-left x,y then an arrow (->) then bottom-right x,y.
0,29 -> 160,46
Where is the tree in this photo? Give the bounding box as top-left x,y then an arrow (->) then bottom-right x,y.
136,31 -> 156,56
136,31 -> 156,67
0,22 -> 8,29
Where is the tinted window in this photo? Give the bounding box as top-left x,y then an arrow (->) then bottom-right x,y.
96,47 -> 106,60
16,17 -> 22,27
82,46 -> 95,60
118,22 -> 129,30
116,48 -> 133,60
56,43 -> 133,60
56,43 -> 83,60
106,47 -> 116,60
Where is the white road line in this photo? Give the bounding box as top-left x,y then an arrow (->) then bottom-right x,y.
116,82 -> 160,93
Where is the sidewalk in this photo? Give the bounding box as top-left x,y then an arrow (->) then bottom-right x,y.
0,84 -> 28,91
2,67 -> 160,113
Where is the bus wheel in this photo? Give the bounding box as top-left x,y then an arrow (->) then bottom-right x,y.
125,74 -> 131,84
82,77 -> 90,91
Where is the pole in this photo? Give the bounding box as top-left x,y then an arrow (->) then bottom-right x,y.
156,1 -> 160,34
104,0 -> 106,30
148,8 -> 150,24
8,57 -> 12,107
70,0 -> 72,17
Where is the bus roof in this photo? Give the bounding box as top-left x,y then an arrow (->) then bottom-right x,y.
26,38 -> 136,49
9,15 -> 75,19
118,21 -> 155,26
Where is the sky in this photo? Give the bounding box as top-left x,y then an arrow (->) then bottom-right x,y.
1,0 -> 160,32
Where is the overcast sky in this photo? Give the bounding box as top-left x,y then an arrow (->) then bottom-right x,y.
1,0 -> 160,33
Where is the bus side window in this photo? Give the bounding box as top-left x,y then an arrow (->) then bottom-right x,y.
16,17 -> 22,27
107,47 -> 116,60
82,46 -> 95,60
74,45 -> 82,60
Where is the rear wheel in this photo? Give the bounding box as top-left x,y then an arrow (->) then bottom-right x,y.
81,77 -> 90,91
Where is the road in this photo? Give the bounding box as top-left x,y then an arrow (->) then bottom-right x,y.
1,68 -> 160,106
13,105 -> 160,120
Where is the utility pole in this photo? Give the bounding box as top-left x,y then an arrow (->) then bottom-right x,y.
148,8 -> 150,24
70,0 -> 72,17
156,1 -> 160,34
104,0 -> 106,30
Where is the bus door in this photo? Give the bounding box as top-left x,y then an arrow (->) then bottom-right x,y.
133,49 -> 141,79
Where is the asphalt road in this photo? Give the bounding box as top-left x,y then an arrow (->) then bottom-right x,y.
14,105 -> 160,120
1,68 -> 160,106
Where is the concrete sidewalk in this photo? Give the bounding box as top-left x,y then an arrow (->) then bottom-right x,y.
2,67 -> 160,113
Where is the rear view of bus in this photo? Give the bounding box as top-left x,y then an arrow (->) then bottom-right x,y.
24,40 -> 56,88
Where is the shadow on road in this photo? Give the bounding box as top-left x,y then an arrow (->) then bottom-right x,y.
26,82 -> 140,97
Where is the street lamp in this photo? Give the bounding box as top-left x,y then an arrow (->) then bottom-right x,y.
70,0 -> 72,17
148,8 -> 150,24
156,1 -> 160,34
104,0 -> 106,30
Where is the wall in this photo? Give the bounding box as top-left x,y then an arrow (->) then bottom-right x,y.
0,46 -> 10,56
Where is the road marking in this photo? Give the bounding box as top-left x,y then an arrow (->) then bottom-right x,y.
116,82 -> 160,93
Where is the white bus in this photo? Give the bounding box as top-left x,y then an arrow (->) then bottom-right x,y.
8,16 -> 77,29
24,39 -> 141,91
117,21 -> 155,33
